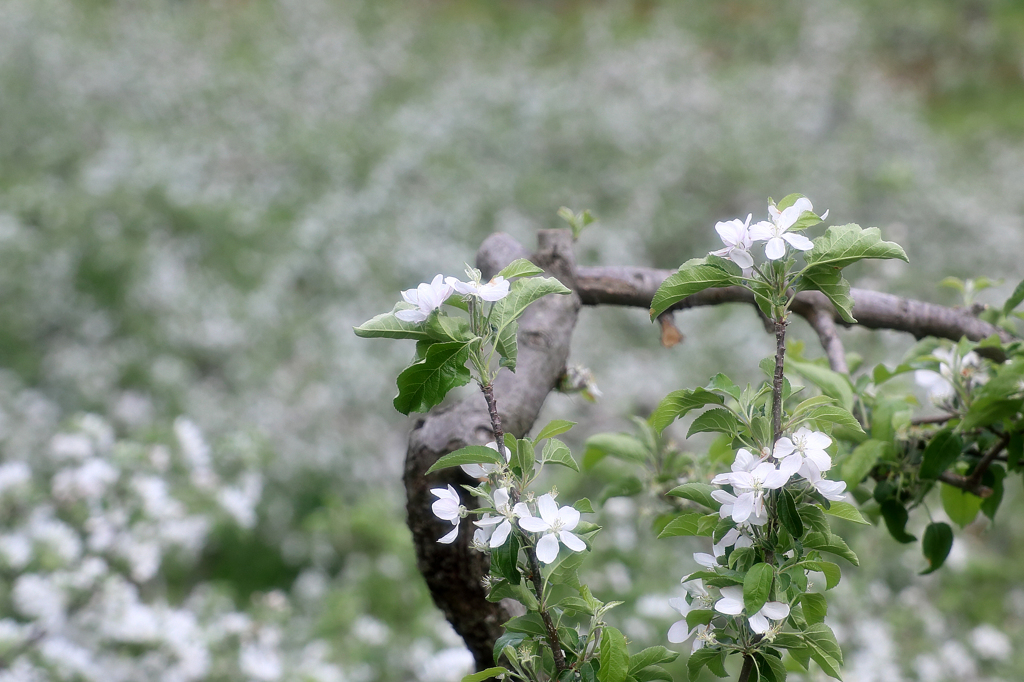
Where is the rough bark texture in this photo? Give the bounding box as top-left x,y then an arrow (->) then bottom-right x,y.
403,235 -> 1017,669
404,230 -> 581,670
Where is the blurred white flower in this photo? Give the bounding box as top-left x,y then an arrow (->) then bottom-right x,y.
517,493 -> 586,563
447,275 -> 510,302
710,214 -> 755,269
969,623 -> 1011,660
396,274 -> 454,323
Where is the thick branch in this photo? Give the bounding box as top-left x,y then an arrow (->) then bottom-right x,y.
575,266 -> 1014,349
937,471 -> 993,499
965,432 -> 1012,490
404,230 -> 581,670
800,303 -> 849,374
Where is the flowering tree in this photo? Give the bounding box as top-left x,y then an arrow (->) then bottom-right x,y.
356,197 -> 1023,681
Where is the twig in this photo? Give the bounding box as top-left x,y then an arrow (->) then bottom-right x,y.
738,656 -> 754,682
912,414 -> 957,426
802,304 -> 849,374
964,432 -> 1012,490
772,318 -> 787,443
937,471 -> 993,499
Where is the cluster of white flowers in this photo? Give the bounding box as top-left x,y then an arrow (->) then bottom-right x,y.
711,197 -> 825,267
396,273 -> 510,323
914,347 -> 986,406
669,427 -> 847,651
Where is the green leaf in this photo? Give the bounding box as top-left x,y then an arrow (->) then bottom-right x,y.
627,647 -> 679,675
800,593 -> 828,625
841,439 -> 889,488
494,320 -> 518,371
779,489 -> 804,538
798,505 -> 831,535
919,429 -> 962,479
688,648 -> 728,679
493,632 -> 527,666
491,531 -> 521,585
511,439 -> 535,477
583,433 -> 650,466
797,267 -> 856,323
686,408 -> 742,437
666,482 -> 722,511
535,419 -> 577,442
821,501 -> 870,526
504,613 -> 548,636
754,652 -> 788,682
802,623 -> 844,680
649,261 -> 738,319
800,560 -> 842,590
498,258 -> 545,280
632,666 -> 673,682
648,388 -> 725,433
803,223 -> 909,270
490,276 -> 571,349
425,445 -> 506,474
920,521 -> 954,574
426,313 -> 475,343
980,465 -> 1006,520
787,359 -> 855,411
879,500 -> 917,543
1003,278 -> 1024,315
707,373 -> 742,399
598,627 -> 629,682
685,609 -> 715,630
462,667 -> 508,682
799,405 -> 865,435
802,532 -> 860,566
394,341 -> 472,415
657,513 -> 718,538
940,483 -> 982,527
573,497 -> 595,514
557,597 -> 596,615
354,305 -> 433,340
542,438 -> 579,472
744,563 -> 775,614
960,397 -> 1023,431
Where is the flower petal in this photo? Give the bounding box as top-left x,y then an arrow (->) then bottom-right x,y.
715,596 -> 743,616
438,525 -> 459,544
559,530 -> 587,552
395,308 -> 428,323
729,248 -> 754,269
489,520 -> 512,548
693,552 -> 718,568
518,516 -> 550,533
749,221 -> 774,241
747,611 -> 770,634
759,601 -> 791,620
783,232 -> 814,251
557,505 -> 581,530
667,619 -> 691,644
535,533 -> 560,564
764,237 -> 786,260
536,494 -> 559,525
731,493 -> 754,523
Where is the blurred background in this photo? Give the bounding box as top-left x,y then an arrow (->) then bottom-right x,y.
0,0 -> 1023,680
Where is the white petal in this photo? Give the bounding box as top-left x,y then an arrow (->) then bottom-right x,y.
747,611 -> 770,634
764,237 -> 786,260
557,505 -> 581,530
759,601 -> 791,620
729,248 -> 754,269
715,597 -> 743,616
461,463 -> 488,478
733,449 -> 757,472
395,308 -> 428,323
776,454 -> 803,480
732,492 -> 754,523
494,488 -> 510,510
518,516 -> 550,533
711,490 -> 737,505
512,502 -> 532,518
819,209 -> 829,221
438,525 -> 459,544
711,472 -> 735,485
730,471 -> 756,491
430,485 -> 459,502
749,222 -> 774,241
693,553 -> 718,568
783,232 -> 814,251
536,494 -> 559,525
773,438 -> 795,458
475,514 -> 502,527
447,277 -> 475,295
536,533 -> 560,563
790,197 -> 814,214
667,619 -> 691,644
715,220 -> 743,246
479,277 -> 511,301
668,597 -> 689,615
802,429 -> 832,450
816,479 -> 847,501
559,530 -> 587,552
806,450 -> 833,472
490,520 -> 512,548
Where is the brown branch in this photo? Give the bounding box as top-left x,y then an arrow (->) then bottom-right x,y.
937,471 -> 993,499
772,318 -> 787,443
404,230 -> 581,670
912,414 -> 957,426
965,432 -> 1012,491
574,267 -> 1014,352
799,303 -> 849,374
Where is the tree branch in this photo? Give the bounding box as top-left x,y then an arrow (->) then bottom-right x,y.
937,471 -> 993,499
796,302 -> 849,374
574,266 -> 1014,351
404,230 -> 581,670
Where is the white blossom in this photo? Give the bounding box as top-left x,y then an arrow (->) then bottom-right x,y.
719,459 -> 800,523
774,427 -> 833,473
710,214 -> 755,269
667,593 -> 716,652
714,585 -> 790,634
460,441 -> 510,478
749,197 -> 818,260
447,275 -> 511,302
430,485 -> 464,544
517,493 -> 586,563
396,274 -> 455,323
473,487 -> 520,548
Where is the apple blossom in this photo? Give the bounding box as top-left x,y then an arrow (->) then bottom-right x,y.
713,527 -> 753,558
749,197 -> 818,260
430,485 -> 464,544
517,494 -> 586,563
710,214 -> 755,269
802,464 -> 848,501
395,274 -> 455,323
668,596 -> 716,652
774,427 -> 833,473
447,275 -> 511,302
473,487 -> 521,548
711,489 -> 767,526
721,458 -> 800,523
714,586 -> 791,635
